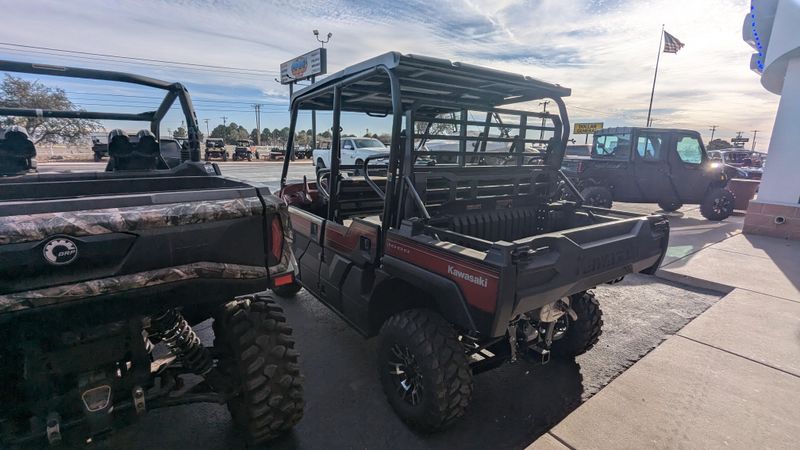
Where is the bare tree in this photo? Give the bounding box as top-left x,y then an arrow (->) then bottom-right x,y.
0,75 -> 101,144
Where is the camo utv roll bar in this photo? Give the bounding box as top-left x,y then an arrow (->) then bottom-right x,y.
0,60 -> 202,162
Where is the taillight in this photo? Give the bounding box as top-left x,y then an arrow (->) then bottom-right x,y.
270,216 -> 284,262
577,161 -> 585,173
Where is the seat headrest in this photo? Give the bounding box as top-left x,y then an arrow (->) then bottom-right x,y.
108,129 -> 133,157
0,125 -> 36,159
106,129 -> 160,171
0,126 -> 36,175
135,129 -> 159,158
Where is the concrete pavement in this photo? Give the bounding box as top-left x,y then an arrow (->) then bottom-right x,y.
529,230 -> 800,450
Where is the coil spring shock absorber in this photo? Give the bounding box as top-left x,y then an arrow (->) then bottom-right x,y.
150,309 -> 213,375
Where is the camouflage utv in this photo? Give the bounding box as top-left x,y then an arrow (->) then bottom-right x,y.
0,61 -> 303,447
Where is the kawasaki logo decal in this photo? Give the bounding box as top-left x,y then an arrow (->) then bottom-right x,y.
447,265 -> 488,288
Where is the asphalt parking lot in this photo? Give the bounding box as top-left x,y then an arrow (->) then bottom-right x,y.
109,277 -> 720,450
37,161 -> 724,449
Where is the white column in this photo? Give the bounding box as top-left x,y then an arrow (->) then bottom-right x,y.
756,56 -> 800,206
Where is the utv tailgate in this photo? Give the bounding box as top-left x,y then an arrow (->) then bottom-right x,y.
509,215 -> 668,318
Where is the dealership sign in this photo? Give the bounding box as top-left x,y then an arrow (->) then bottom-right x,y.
280,48 -> 327,84
573,122 -> 604,134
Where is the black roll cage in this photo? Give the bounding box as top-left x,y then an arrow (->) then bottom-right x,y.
0,60 -> 202,162
280,53 -> 573,234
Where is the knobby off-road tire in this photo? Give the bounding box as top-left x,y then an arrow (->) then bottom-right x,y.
378,309 -> 473,432
580,186 -> 613,208
213,294 -> 304,446
700,187 -> 735,221
272,281 -> 302,298
658,200 -> 683,212
551,291 -> 603,357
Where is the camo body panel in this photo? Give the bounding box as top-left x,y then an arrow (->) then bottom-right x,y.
0,262 -> 267,314
0,196 -> 264,245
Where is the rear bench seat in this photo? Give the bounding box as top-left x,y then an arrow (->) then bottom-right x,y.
446,207 -> 542,242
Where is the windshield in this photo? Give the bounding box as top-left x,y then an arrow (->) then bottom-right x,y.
353,138 -> 385,149
593,133 -> 631,160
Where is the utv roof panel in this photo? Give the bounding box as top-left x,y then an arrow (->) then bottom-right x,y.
292,52 -> 571,115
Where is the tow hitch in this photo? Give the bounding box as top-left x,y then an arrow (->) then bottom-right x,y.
508,298 -> 577,365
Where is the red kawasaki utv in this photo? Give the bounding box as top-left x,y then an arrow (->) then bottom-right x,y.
275,53 -> 669,431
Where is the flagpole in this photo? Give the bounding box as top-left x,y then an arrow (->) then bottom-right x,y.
646,24 -> 664,127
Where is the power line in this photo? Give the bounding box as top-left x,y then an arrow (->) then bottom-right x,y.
65,91 -> 287,106
0,41 -> 278,75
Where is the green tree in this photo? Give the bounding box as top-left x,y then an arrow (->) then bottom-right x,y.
0,74 -> 101,144
296,129 -> 308,146
209,124 -> 227,140
261,127 -> 271,145
173,126 -> 187,138
707,138 -> 732,150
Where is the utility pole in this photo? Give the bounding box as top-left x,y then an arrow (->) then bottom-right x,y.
204,119 -> 210,136
709,125 -> 718,142
253,104 -> 262,145
221,116 -> 228,143
751,130 -> 759,151
538,100 -> 550,140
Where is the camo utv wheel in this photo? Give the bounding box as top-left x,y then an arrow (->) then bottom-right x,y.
700,188 -> 735,221
580,186 -> 613,208
550,291 -> 603,357
378,309 -> 473,432
213,294 -> 304,446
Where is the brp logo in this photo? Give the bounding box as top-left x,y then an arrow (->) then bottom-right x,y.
43,237 -> 78,266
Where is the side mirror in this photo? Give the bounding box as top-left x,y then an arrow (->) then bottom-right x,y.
343,145 -> 353,150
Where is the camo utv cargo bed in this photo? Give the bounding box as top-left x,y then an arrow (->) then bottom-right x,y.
0,173 -> 294,322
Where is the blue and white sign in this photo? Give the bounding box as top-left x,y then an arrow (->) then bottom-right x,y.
280,48 -> 327,84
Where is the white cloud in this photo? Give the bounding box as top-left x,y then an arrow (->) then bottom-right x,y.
0,0 -> 778,149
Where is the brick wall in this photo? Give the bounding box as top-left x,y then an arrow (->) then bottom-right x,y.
743,200 -> 800,240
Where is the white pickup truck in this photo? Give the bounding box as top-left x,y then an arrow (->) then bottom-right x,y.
312,137 -> 387,171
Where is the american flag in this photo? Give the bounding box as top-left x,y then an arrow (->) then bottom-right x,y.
663,31 -> 684,53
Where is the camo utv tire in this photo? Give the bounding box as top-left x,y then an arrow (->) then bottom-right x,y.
378,309 -> 473,432
213,294 -> 304,446
551,291 -> 603,358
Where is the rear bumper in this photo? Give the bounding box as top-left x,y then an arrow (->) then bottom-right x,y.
0,262 -> 267,320
489,215 -> 669,336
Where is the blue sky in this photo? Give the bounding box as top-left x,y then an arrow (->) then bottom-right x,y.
0,0 -> 777,149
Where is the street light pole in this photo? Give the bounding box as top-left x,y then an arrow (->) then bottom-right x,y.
311,29 -> 332,151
